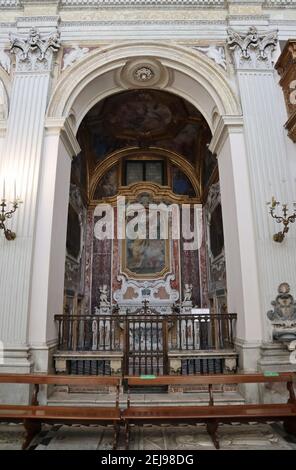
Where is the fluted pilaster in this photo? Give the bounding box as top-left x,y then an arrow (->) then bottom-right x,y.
227,27 -> 296,341
0,28 -> 60,357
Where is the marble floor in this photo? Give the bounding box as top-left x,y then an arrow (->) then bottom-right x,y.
0,422 -> 295,450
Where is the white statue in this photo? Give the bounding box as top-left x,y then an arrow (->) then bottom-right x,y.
0,48 -> 11,74
195,45 -> 226,70
62,45 -> 90,71
183,284 -> 193,302
99,284 -> 109,306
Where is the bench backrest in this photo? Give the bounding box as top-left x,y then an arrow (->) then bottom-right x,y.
0,374 -> 121,406
125,373 -> 295,386
124,373 -> 296,406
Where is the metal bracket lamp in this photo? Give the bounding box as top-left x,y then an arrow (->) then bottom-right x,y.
267,196 -> 296,243
0,180 -> 22,241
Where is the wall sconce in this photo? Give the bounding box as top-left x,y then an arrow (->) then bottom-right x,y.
0,180 -> 22,241
267,196 -> 296,243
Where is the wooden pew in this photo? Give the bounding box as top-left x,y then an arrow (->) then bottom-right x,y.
0,374 -> 121,450
122,373 -> 296,449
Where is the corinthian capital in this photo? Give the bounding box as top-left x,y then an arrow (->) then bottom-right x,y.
10,27 -> 61,72
227,27 -> 278,70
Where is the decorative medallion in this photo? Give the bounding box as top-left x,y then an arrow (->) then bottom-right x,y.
118,57 -> 171,89
133,66 -> 155,82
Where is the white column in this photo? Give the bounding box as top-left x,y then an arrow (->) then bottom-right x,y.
210,117 -> 263,372
0,27 -> 60,376
29,119 -> 80,372
227,28 -> 296,343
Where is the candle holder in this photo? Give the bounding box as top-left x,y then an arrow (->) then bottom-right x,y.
0,198 -> 22,241
267,197 -> 296,243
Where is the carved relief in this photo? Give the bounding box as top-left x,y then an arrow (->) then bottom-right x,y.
62,45 -> 90,71
113,273 -> 179,309
227,27 -> 278,70
194,45 -> 226,70
9,27 -> 61,72
0,48 -> 10,74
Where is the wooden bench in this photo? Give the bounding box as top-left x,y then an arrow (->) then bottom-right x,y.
0,374 -> 121,450
122,373 -> 296,449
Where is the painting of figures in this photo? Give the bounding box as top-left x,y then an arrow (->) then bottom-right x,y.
125,238 -> 167,277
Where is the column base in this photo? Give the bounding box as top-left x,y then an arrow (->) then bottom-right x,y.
0,345 -> 33,404
235,338 -> 262,403
257,342 -> 296,404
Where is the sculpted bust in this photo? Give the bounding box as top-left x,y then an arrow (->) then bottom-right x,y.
267,283 -> 296,322
267,283 -> 296,342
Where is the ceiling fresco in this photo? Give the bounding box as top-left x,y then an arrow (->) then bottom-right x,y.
76,89 -> 216,200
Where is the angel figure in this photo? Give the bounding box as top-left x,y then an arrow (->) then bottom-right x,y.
62,45 -> 90,71
183,284 -> 193,302
99,284 -> 109,306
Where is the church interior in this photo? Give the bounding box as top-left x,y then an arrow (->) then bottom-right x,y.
0,0 -> 296,452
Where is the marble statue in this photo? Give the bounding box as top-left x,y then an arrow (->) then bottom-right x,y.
183,284 -> 193,302
99,284 -> 110,306
267,282 -> 296,342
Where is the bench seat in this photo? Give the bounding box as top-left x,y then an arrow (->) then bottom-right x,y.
123,373 -> 296,449
123,403 -> 296,420
0,374 -> 121,450
0,404 -> 120,421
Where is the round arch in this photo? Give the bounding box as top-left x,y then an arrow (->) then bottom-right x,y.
89,147 -> 202,201
47,42 -> 241,133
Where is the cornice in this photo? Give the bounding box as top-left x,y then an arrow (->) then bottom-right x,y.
209,115 -> 244,155
60,0 -> 226,8
45,116 -> 81,156
1,0 -> 295,10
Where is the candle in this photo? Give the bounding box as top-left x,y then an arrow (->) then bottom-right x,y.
14,180 -> 16,202
2,179 -> 5,200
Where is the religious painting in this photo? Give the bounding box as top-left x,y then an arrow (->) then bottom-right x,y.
122,204 -> 170,278
93,165 -> 119,199
124,238 -> 168,278
210,203 -> 224,259
172,166 -> 196,197
66,204 -> 81,260
155,122 -> 201,164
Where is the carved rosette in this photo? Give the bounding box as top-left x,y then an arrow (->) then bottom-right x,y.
9,27 -> 61,72
227,27 -> 278,70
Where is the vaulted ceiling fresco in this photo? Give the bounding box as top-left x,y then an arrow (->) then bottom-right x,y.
74,89 -> 217,202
